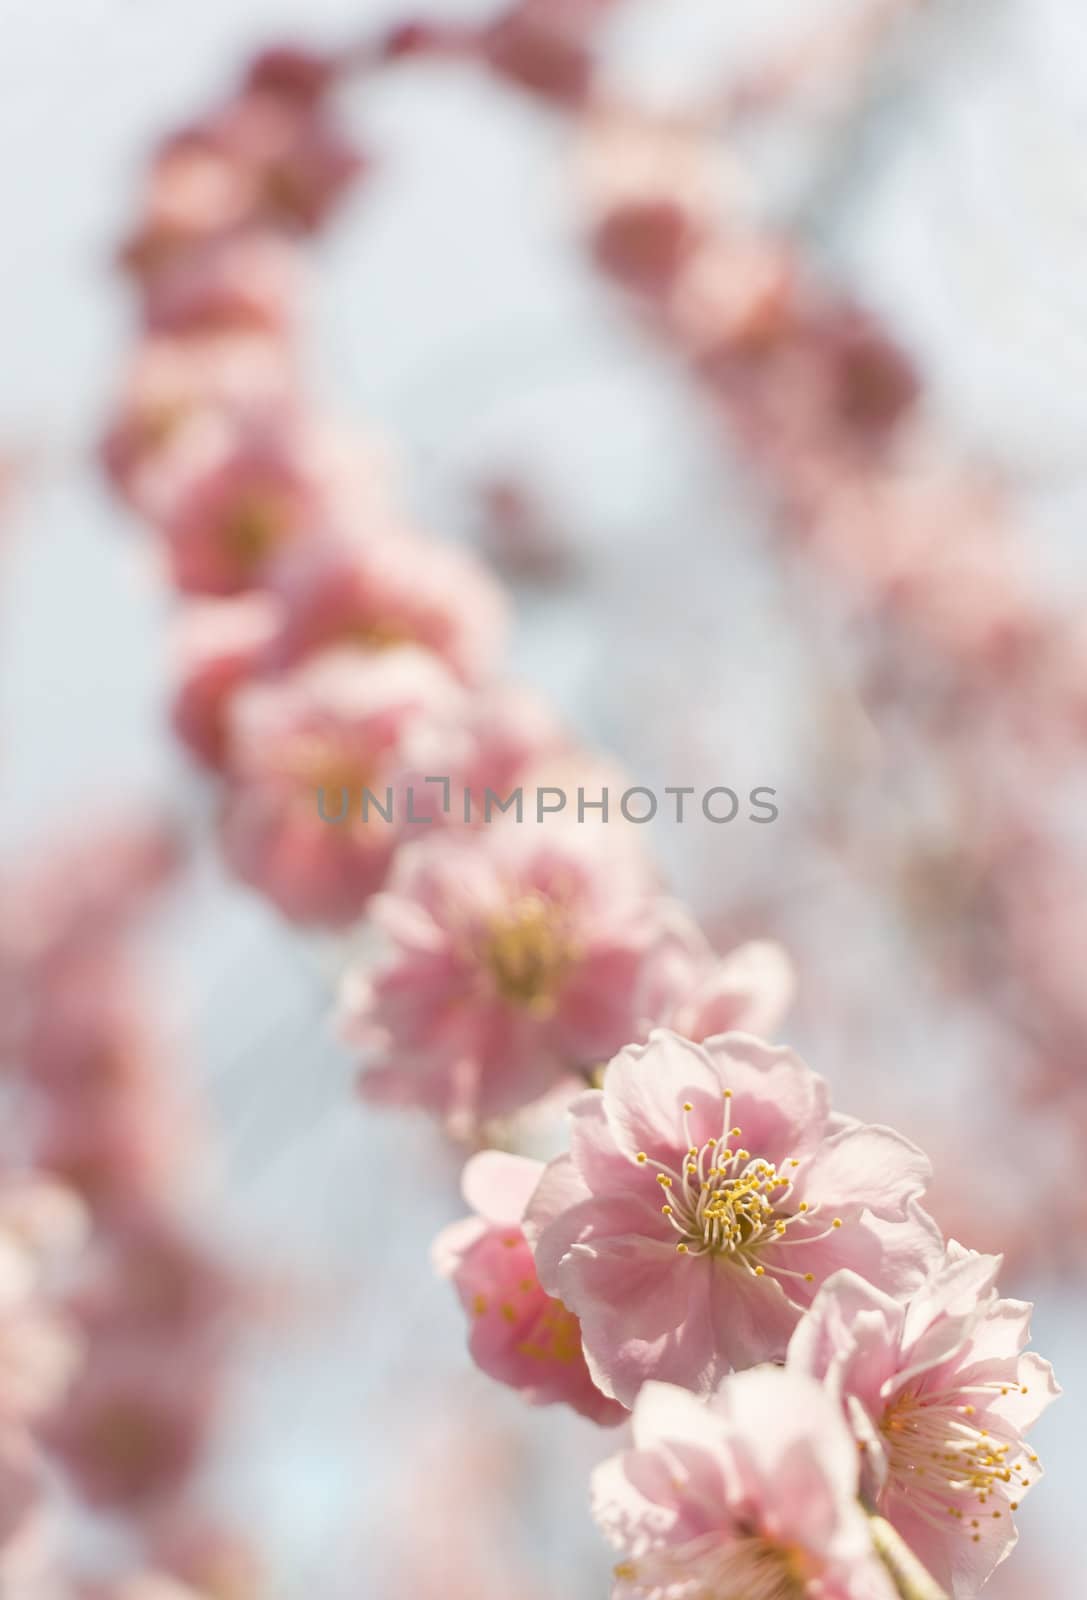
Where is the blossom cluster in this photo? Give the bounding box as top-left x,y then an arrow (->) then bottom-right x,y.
92,11 -> 1062,1600
0,826 -> 260,1597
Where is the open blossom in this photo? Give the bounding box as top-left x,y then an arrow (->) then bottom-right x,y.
787,1247 -> 1059,1598
433,1151 -> 625,1424
592,1368 -> 897,1600
346,830 -> 709,1123
525,1030 -> 941,1406
159,418 -> 386,595
102,333 -> 294,519
221,646 -> 467,925
43,1344 -> 218,1510
265,530 -> 510,686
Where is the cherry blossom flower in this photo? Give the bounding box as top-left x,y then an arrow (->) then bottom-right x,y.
43,1343 -> 218,1509
35,1094 -> 191,1221
264,530 -> 510,686
346,830 -> 709,1124
244,45 -> 337,106
102,333 -> 294,519
581,110 -> 712,298
221,646 -> 467,925
170,594 -> 283,768
159,418 -> 385,595
70,1213 -> 239,1347
482,0 -> 605,105
433,1151 -> 625,1424
122,86 -> 362,276
592,1367 -> 898,1600
525,1030 -> 942,1405
787,1246 -> 1059,1598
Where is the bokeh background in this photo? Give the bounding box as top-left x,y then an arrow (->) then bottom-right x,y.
2,1 -> 1085,1594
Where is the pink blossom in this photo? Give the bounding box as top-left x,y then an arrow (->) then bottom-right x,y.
483,0 -> 612,104
592,1367 -> 897,1600
186,88 -> 362,234
121,142 -> 255,279
449,682 -> 571,813
43,1344 -> 218,1510
668,234 -> 796,362
265,530 -> 510,685
221,647 -> 467,926
35,1097 -> 189,1221
159,418 -> 385,595
244,46 -> 336,106
4,824 -> 179,985
102,334 -> 294,518
70,1213 -> 239,1346
346,830 -> 708,1124
787,1246 -> 1059,1598
22,961 -> 172,1101
581,112 -> 712,297
123,88 -> 362,275
170,595 -> 282,768
433,1151 -> 626,1423
661,939 -> 795,1043
525,1030 -> 942,1406
144,231 -> 303,338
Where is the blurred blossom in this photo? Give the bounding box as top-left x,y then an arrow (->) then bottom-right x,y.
346,827 -> 709,1125
220,646 -> 468,924
102,333 -> 296,520
157,417 -> 387,596
44,1343 -> 219,1510
264,530 -> 510,686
